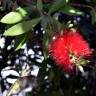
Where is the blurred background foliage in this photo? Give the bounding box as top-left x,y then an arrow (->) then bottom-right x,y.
0,0 -> 96,96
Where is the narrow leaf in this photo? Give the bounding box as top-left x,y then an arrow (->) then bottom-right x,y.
49,0 -> 69,14
37,0 -> 43,11
7,79 -> 20,96
91,10 -> 96,24
61,5 -> 83,16
14,34 -> 27,51
4,18 -> 40,36
1,7 -> 28,24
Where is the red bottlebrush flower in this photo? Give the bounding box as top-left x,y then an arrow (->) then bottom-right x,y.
49,35 -> 72,72
63,32 -> 92,57
49,29 -> 92,72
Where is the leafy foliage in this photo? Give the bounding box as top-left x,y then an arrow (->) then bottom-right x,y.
3,18 -> 41,36
0,0 -> 96,96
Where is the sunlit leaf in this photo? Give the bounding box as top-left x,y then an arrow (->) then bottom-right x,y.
1,7 -> 28,24
7,69 -> 36,96
7,79 -> 20,96
61,5 -> 83,16
7,76 -> 37,96
4,18 -> 41,36
14,34 -> 27,51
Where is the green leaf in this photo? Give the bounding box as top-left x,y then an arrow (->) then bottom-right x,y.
26,92 -> 32,96
43,3 -> 52,12
91,10 -> 96,24
48,69 -> 54,82
49,0 -> 69,14
37,60 -> 47,82
43,34 -> 50,59
41,15 -> 59,33
37,0 -> 43,11
7,79 -> 20,96
14,34 -> 27,51
1,7 -> 28,24
61,5 -> 83,16
4,18 -> 41,36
